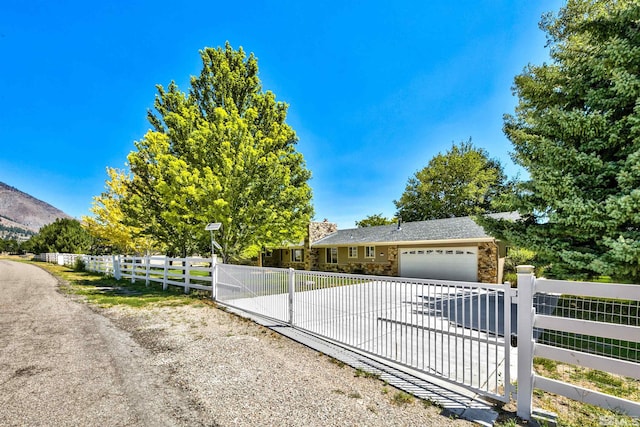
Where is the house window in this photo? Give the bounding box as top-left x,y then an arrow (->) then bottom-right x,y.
326,247 -> 338,264
365,246 -> 375,258
348,246 -> 358,258
291,249 -> 303,263
265,249 -> 273,257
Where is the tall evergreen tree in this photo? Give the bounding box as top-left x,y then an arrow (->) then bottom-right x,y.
125,43 -> 313,261
480,0 -> 640,280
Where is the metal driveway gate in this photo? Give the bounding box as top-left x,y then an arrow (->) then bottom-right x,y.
215,264 -> 512,402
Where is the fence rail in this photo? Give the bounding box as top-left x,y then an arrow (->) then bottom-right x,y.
118,255 -> 214,293
517,266 -> 640,420
38,253 -> 214,294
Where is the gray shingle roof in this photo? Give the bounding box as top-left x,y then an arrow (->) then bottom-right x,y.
312,212 -> 518,246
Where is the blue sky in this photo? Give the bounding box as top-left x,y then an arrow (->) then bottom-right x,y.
0,0 -> 562,229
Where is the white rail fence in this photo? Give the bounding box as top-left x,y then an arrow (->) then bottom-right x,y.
119,255 -> 214,293
516,265 -> 640,420
38,253 -> 215,294
38,253 -> 640,421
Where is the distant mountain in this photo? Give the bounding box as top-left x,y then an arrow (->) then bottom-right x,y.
0,181 -> 71,240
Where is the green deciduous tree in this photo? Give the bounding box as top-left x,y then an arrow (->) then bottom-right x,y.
124,43 -> 313,261
0,238 -> 20,254
479,0 -> 640,280
394,141 -> 508,222
355,213 -> 396,227
84,168 -> 157,255
28,218 -> 93,254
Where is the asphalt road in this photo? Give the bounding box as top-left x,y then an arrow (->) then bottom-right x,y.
0,260 -> 199,426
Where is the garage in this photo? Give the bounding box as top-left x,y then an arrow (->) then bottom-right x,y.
399,246 -> 478,282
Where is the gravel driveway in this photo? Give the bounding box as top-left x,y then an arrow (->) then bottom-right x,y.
0,260 -> 472,426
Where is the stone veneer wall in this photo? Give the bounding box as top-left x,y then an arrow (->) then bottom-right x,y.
477,242 -> 498,283
264,221 -> 337,270
387,246 -> 399,276
306,221 -> 338,270
317,245 -> 399,276
309,221 -> 338,243
316,262 -> 395,276
308,248 -> 321,270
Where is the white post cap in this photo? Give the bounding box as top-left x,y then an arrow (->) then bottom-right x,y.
516,265 -> 535,274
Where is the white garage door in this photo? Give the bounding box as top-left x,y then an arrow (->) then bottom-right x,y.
399,247 -> 478,282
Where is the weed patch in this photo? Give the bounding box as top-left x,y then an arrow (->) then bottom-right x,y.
328,357 -> 345,368
532,357 -> 640,427
354,368 -> 380,379
391,391 -> 414,406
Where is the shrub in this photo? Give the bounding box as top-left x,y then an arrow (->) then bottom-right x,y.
74,258 -> 86,272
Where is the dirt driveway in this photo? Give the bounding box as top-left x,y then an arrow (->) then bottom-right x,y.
0,260 -> 472,426
0,260 -> 202,426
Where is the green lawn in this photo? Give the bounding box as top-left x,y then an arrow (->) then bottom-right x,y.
539,294 -> 640,363
35,261 -> 211,308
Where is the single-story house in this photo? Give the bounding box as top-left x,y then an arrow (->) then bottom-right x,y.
263,213 -> 517,284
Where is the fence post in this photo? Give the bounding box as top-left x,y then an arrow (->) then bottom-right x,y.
503,280 -> 513,400
145,255 -> 150,286
185,259 -> 191,294
516,265 -> 536,420
163,257 -> 169,291
288,268 -> 295,326
113,255 -> 121,280
131,257 -> 136,284
211,255 -> 218,300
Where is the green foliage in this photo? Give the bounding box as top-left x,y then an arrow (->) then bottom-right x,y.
355,213 -> 395,227
73,257 -> 86,272
123,42 -> 313,261
328,357 -> 346,368
0,238 -> 21,254
84,168 -> 158,255
538,295 -> 640,362
354,368 -> 381,379
391,391 -> 414,406
394,140 -> 509,221
39,262 -> 206,308
480,0 -> 640,280
27,218 -> 93,254
503,247 -> 543,283
494,418 -> 518,427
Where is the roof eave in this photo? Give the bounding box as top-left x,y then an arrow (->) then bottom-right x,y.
311,237 -> 497,247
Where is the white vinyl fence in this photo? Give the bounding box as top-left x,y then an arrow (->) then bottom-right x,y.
38,253 -> 640,421
38,253 -> 115,275
37,253 -> 215,294
516,265 -> 640,420
119,255 -> 214,293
